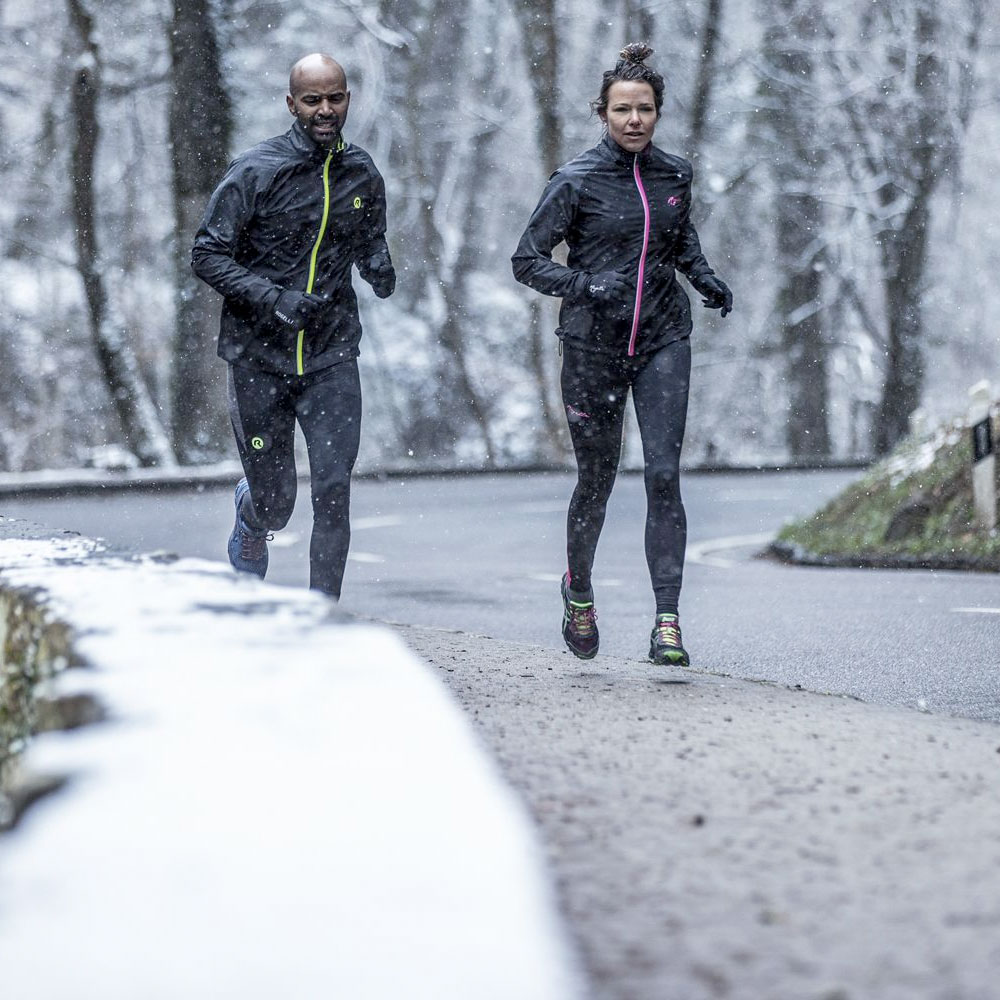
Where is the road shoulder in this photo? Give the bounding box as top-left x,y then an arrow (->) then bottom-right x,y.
395,622 -> 1000,1000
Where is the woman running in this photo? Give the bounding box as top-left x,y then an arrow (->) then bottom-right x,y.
512,43 -> 733,666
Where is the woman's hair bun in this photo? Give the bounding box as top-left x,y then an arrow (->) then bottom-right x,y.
619,42 -> 654,65
592,41 -> 663,117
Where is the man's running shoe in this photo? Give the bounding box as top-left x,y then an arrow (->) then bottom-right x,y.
649,613 -> 689,666
227,478 -> 269,579
561,573 -> 599,659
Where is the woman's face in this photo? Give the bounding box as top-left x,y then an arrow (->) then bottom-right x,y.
600,80 -> 658,153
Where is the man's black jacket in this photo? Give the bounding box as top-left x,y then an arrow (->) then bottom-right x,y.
192,122 -> 392,375
512,134 -> 718,357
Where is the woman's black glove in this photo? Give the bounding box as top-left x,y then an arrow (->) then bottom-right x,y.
584,270 -> 634,304
688,273 -> 733,317
274,290 -> 330,328
584,270 -> 635,320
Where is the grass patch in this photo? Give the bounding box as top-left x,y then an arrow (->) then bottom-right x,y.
777,416 -> 1000,567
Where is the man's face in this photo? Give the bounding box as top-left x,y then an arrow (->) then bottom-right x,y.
286,65 -> 350,148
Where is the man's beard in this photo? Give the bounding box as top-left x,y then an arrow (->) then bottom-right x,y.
307,115 -> 341,147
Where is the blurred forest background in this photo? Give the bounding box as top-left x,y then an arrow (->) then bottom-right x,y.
0,0 -> 997,472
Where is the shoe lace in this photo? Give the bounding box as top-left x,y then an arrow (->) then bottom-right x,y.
568,601 -> 597,637
654,615 -> 682,648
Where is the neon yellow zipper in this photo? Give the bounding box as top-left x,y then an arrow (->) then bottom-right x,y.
297,146 -> 335,375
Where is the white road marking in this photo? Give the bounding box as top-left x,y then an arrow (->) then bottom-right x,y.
716,491 -> 795,503
268,532 -> 301,549
951,607 -> 1000,615
515,501 -> 567,514
271,517 -> 395,556
525,573 -> 623,586
354,515 -> 404,530
686,532 -> 775,569
348,552 -> 385,564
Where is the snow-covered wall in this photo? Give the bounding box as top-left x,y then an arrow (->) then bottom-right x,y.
0,519 -> 582,999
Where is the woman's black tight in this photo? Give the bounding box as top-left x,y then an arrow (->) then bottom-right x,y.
560,338 -> 691,614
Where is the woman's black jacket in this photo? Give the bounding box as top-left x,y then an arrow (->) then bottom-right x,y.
512,134 -> 718,357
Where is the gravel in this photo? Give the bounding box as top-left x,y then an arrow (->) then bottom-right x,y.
397,623 -> 1000,1000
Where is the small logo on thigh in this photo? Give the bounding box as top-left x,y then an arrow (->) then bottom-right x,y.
566,404 -> 591,423
249,433 -> 269,452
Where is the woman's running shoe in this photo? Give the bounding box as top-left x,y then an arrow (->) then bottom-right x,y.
649,613 -> 689,666
561,573 -> 599,659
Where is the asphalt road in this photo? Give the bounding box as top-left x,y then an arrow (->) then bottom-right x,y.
2,469 -> 999,721
6,469 -> 1000,999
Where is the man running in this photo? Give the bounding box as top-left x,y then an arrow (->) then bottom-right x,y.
192,53 -> 395,598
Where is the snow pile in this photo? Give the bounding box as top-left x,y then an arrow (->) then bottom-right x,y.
0,537 -> 581,999
881,423 -> 964,487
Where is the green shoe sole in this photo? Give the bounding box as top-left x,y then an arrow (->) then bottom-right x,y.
649,644 -> 690,667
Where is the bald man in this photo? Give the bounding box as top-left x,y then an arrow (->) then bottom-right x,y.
192,54 -> 395,599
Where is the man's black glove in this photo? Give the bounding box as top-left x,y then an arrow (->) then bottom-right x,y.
584,270 -> 634,305
273,290 -> 330,329
689,273 -> 733,317
369,260 -> 396,299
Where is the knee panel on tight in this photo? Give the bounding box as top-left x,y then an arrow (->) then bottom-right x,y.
643,461 -> 682,505
252,489 -> 296,531
310,476 -> 351,525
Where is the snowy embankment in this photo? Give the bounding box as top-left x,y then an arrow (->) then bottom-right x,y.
772,410 -> 1000,571
0,521 -> 581,999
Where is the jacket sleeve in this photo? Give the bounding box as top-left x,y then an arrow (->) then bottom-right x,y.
511,171 -> 589,298
190,160 -> 283,311
354,170 -> 393,285
674,217 -> 716,284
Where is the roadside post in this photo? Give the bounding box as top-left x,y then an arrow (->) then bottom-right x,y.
968,380 -> 997,532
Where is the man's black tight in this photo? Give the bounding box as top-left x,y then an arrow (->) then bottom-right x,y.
227,360 -> 362,598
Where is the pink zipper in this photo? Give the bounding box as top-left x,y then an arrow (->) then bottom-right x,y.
628,154 -> 651,357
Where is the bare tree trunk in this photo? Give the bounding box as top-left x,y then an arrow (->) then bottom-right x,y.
513,0 -> 562,177
624,0 -> 655,43
68,0 -> 174,468
777,197 -> 829,458
168,0 -> 232,463
524,298 -> 565,461
413,148 -> 498,464
513,0 -> 567,460
757,0 -> 830,458
872,2 -> 982,453
394,1 -> 497,463
875,204 -> 931,453
872,8 -> 939,454
686,0 -> 724,164
829,1 -> 982,455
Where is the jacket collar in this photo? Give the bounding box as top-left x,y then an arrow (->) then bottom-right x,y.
289,120 -> 348,161
600,132 -> 653,168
